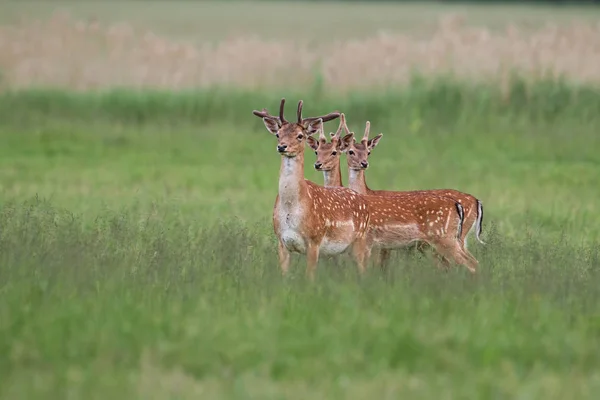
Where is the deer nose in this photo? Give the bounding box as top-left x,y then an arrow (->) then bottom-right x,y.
314,162 -> 322,170
277,145 -> 288,153
361,161 -> 369,168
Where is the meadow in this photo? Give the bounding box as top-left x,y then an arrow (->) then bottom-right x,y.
1,1 -> 600,399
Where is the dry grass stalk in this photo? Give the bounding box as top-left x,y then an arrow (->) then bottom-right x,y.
1,12 -> 599,91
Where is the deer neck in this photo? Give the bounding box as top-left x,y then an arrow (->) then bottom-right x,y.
347,168 -> 369,195
278,153 -> 307,205
322,159 -> 343,187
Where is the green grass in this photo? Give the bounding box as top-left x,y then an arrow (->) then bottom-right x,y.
2,0 -> 600,42
1,84 -> 600,398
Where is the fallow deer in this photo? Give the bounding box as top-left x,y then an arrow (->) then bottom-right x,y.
252,99 -> 371,280
337,118 -> 480,273
307,114 -> 420,264
306,112 -> 346,188
339,122 -> 486,251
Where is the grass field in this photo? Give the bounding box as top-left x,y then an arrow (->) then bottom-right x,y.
2,1 -> 600,399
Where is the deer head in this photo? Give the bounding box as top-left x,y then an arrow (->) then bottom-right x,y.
339,118 -> 383,170
253,98 -> 341,158
306,113 -> 348,171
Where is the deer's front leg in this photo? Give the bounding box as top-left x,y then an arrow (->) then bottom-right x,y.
305,242 -> 320,281
277,240 -> 291,276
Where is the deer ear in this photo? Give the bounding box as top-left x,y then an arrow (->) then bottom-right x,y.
304,118 -> 322,136
262,117 -> 281,135
368,133 -> 383,150
339,133 -> 354,152
306,136 -> 319,151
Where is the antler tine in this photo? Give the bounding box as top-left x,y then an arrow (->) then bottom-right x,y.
318,122 -> 327,141
252,108 -> 275,119
279,98 -> 287,124
297,100 -> 303,124
340,112 -> 351,136
332,113 -> 346,140
316,118 -> 324,134
362,121 -> 371,142
303,111 -> 341,124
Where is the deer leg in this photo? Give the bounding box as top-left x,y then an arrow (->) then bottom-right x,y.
419,240 -> 451,270
413,241 -> 448,269
455,231 -> 479,273
415,241 -> 431,259
433,252 -> 452,271
432,238 -> 477,274
379,249 -> 392,272
351,237 -> 370,275
277,240 -> 291,276
459,245 -> 479,273
305,242 -> 320,281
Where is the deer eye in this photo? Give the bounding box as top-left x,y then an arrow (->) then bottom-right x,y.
368,151 -> 371,155
331,151 -> 337,156
275,134 -> 279,138
349,150 -> 355,155
315,151 -> 318,155
297,134 -> 303,140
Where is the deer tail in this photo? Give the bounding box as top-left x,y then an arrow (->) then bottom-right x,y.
474,199 -> 486,245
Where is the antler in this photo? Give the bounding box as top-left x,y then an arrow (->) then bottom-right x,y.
251,98 -> 287,123
297,99 -> 341,125
279,98 -> 287,124
303,112 -> 341,125
318,123 -> 327,141
362,121 -> 371,144
252,107 -> 278,119
340,112 -> 352,135
315,118 -> 325,139
297,100 -> 303,124
253,98 -> 340,126
331,113 -> 347,141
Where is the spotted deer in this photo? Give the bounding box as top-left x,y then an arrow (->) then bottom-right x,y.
339,121 -> 486,251
306,112 -> 347,188
252,99 -> 371,280
337,118 -> 480,273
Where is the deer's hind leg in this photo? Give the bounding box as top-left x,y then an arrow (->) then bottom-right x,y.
457,206 -> 480,268
411,240 -> 450,270
430,238 -> 477,274
378,249 -> 392,272
460,245 -> 479,272
350,236 -> 370,275
420,241 -> 452,271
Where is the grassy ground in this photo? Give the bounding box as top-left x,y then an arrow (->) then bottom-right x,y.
2,1 -> 600,399
1,88 -> 600,399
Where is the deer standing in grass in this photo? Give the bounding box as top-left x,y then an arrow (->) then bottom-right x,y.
309,116 -> 485,253
309,114 -> 475,272
337,122 -> 486,252
334,117 -> 480,272
252,99 -> 371,280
